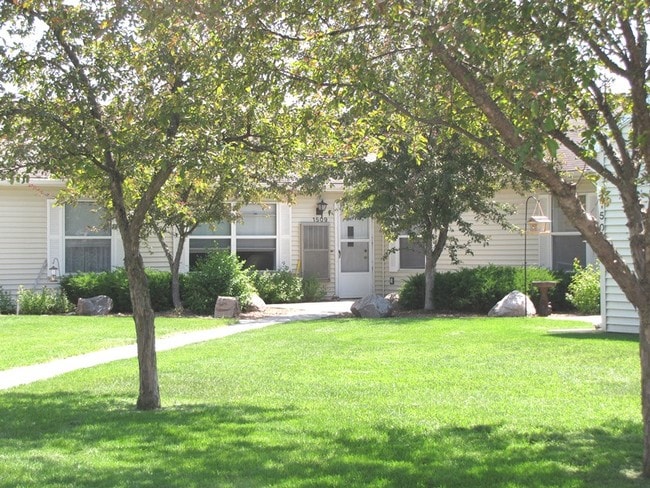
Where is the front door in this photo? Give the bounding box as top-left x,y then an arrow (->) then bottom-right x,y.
337,216 -> 373,298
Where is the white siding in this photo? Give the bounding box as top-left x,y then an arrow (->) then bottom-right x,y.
0,183 -> 64,297
139,234 -> 172,271
600,178 -> 640,333
374,189 -> 546,295
0,182 -> 175,303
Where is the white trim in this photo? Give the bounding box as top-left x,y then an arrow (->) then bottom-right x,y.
277,203 -> 292,269
111,225 -> 124,269
388,239 -> 400,272
47,199 -> 64,274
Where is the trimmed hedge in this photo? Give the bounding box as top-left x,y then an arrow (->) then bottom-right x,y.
61,268 -> 173,313
399,265 -> 572,313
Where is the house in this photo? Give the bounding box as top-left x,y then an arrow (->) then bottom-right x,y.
1,170 -> 600,308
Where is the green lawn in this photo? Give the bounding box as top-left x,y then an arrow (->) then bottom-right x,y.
0,315 -> 230,370
0,316 -> 645,487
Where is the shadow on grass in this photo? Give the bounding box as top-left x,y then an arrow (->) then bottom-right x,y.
547,331 -> 640,342
0,392 -> 645,487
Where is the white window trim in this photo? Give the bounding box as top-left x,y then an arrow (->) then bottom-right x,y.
48,200 -> 122,275
549,193 -> 597,269
388,235 -> 427,272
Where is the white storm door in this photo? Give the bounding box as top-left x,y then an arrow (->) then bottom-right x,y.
337,216 -> 373,298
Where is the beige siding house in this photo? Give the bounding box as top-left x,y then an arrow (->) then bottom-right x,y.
1,176 -> 598,308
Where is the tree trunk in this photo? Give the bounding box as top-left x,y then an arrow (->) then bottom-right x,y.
423,226 -> 449,311
170,233 -> 188,311
123,236 -> 161,410
640,302 -> 650,477
423,255 -> 436,311
171,263 -> 182,311
154,226 -> 184,311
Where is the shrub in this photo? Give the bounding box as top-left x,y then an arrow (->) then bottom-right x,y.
566,259 -> 600,314
146,269 -> 174,312
301,276 -> 327,302
0,285 -> 16,314
17,286 -> 73,315
60,268 -> 173,313
398,265 -> 566,313
181,250 -> 255,315
250,268 -> 303,304
398,273 -> 426,310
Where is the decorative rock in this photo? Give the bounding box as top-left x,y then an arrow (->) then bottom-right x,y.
488,291 -> 536,317
351,294 -> 394,318
384,292 -> 400,311
246,294 -> 267,312
77,295 -> 113,316
214,296 -> 241,318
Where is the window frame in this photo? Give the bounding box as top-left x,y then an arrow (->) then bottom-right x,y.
188,203 -> 279,271
397,235 -> 426,270
550,194 -> 588,271
63,201 -> 112,274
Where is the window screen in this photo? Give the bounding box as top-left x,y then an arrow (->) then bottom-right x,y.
399,237 -> 425,269
65,203 -> 111,273
302,224 -> 329,280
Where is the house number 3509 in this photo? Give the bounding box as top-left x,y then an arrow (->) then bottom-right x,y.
313,217 -> 328,223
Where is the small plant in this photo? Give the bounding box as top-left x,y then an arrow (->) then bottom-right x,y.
566,259 -> 600,314
301,275 -> 327,302
0,285 -> 16,314
250,267 -> 303,304
17,286 -> 73,315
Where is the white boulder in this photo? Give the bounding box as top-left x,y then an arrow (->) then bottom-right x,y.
488,291 -> 536,317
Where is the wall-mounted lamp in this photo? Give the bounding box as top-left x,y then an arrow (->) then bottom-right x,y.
524,196 -> 551,316
316,198 -> 328,216
49,258 -> 60,282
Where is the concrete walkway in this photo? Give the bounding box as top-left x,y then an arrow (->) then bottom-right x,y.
0,301 -> 599,391
0,301 -> 354,391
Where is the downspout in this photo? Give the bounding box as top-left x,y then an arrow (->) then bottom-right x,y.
382,235 -> 386,296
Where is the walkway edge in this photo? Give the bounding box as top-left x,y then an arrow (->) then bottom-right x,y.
0,313 -> 329,391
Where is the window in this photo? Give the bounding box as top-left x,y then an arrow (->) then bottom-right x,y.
64,202 -> 111,273
189,204 -> 278,270
551,196 -> 586,271
399,237 -> 425,269
189,222 -> 231,269
301,223 -> 329,280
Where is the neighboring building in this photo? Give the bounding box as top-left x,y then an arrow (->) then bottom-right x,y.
0,174 -> 598,303
597,146 -> 643,333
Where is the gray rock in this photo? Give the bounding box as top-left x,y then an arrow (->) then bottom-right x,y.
384,292 -> 400,311
246,294 -> 267,312
214,296 -> 241,318
488,291 -> 536,317
351,294 -> 394,318
77,295 -> 113,316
